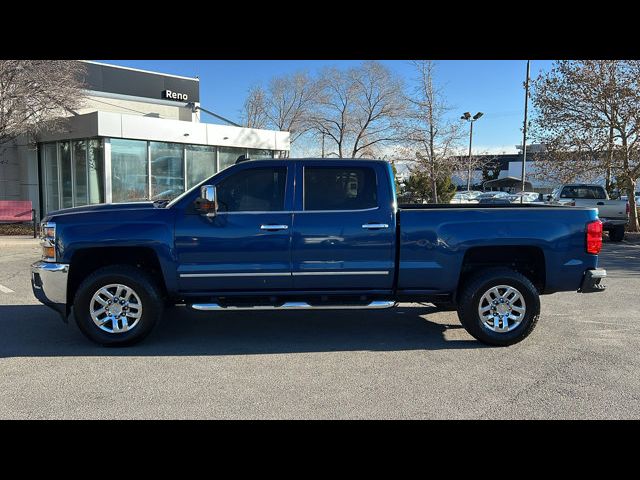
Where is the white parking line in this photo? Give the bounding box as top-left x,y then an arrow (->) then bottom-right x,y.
0,284 -> 14,293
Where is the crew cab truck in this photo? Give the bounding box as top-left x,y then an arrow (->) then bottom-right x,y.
31,159 -> 607,347
548,184 -> 629,241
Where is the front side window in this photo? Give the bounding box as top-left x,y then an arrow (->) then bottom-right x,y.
216,167 -> 287,212
304,166 -> 378,211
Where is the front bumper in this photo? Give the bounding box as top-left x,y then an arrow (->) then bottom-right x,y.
31,261 -> 70,320
579,268 -> 607,293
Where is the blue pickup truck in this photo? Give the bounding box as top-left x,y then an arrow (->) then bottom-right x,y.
31,158 -> 606,347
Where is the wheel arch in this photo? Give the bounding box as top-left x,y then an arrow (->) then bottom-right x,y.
67,246 -> 168,306
456,245 -> 546,301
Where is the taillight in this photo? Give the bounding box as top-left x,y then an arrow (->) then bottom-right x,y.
586,220 -> 603,255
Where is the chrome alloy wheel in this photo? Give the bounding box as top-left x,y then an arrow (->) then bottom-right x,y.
89,283 -> 143,334
477,284 -> 527,333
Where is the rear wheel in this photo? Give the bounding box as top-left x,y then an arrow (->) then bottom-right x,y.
457,267 -> 540,346
609,226 -> 625,242
73,265 -> 163,346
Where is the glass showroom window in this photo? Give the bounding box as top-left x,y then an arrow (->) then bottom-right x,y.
247,148 -> 274,160
88,139 -> 104,204
73,139 -> 105,207
150,142 -> 185,200
42,143 -> 59,213
59,141 -> 73,209
73,140 -> 88,206
186,145 -> 216,189
111,138 -> 148,203
218,146 -> 247,171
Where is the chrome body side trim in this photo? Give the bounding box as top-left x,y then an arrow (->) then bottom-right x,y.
180,272 -> 291,278
292,271 -> 389,276
180,270 -> 390,278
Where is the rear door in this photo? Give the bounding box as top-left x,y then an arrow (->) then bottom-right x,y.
291,161 -> 396,291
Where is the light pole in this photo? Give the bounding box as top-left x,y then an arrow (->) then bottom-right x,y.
461,111 -> 483,191
520,60 -> 531,203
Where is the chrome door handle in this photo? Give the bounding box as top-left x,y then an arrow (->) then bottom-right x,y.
260,224 -> 289,231
362,223 -> 389,230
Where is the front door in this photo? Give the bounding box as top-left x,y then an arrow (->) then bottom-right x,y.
291,162 -> 396,291
175,163 -> 294,292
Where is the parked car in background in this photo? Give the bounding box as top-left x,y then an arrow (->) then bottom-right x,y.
476,191 -> 510,201
547,184 -> 629,242
507,192 -> 541,204
464,190 -> 483,201
478,197 -> 512,205
450,191 -> 482,204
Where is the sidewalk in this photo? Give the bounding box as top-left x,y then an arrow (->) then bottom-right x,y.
0,236 -> 40,247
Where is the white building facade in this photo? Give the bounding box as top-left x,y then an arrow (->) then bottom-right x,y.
0,61 -> 290,219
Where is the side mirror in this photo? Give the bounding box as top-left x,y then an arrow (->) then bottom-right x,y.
546,194 -> 552,201
195,185 -> 217,216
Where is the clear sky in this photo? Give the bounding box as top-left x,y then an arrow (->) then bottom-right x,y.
95,59 -> 555,155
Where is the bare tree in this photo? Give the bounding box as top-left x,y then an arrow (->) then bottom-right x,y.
240,72 -> 320,147
0,60 -> 86,160
241,85 -> 268,129
402,60 -> 464,202
531,60 -> 640,231
264,72 -> 320,144
311,61 -> 407,158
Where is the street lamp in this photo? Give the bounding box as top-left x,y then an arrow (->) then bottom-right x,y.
461,111 -> 483,191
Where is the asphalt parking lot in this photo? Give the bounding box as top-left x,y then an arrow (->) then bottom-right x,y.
1,235 -> 639,419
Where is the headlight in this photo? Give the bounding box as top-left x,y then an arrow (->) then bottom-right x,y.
41,222 -> 56,262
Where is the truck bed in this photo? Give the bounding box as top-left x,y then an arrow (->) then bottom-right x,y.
396,204 -> 599,295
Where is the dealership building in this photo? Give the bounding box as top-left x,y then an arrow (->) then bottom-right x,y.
0,61 -> 290,219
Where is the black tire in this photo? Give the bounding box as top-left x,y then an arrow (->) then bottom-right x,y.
457,267 -> 540,346
73,265 -> 164,346
432,302 -> 457,311
609,226 -> 625,242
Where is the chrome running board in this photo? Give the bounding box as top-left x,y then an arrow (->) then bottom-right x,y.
190,300 -> 396,311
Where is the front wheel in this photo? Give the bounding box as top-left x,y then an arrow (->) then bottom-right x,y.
73,265 -> 164,346
457,267 -> 540,346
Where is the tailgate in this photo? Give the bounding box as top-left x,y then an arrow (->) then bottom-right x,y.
574,200 -> 627,219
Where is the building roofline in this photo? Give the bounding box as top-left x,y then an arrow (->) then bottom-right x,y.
81,60 -> 200,82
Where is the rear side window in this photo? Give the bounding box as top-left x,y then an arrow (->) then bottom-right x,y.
304,166 -> 378,211
560,186 -> 606,199
217,167 -> 287,212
